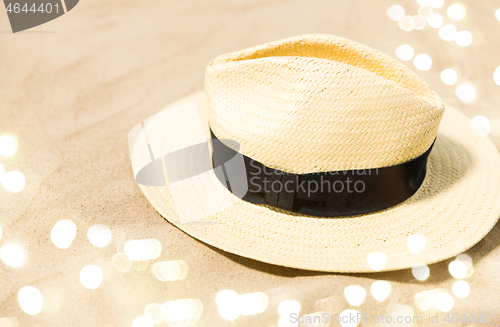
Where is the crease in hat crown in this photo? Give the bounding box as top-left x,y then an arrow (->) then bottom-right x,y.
206,34 -> 444,174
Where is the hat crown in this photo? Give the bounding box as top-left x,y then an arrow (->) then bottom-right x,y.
206,34 -> 444,174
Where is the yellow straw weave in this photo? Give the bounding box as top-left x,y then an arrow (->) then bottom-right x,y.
206,34 -> 444,173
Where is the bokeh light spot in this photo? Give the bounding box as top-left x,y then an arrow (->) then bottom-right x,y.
455,30 -> 473,47
447,4 -> 466,20
434,292 -> 454,312
441,69 -> 458,85
407,234 -> 427,254
216,290 -> 240,321
161,298 -> 203,326
414,289 -> 443,311
387,5 -> 405,21
412,264 -> 430,281
80,265 -> 103,289
0,135 -> 18,157
452,280 -> 470,298
239,292 -> 269,316
339,309 -> 360,327
314,296 -> 343,314
17,286 -> 43,315
144,303 -> 163,324
410,15 -> 426,29
439,24 -> 457,41
418,6 -> 434,19
366,252 -> 387,271
471,115 -> 491,137
0,243 -> 25,267
343,285 -> 367,307
427,13 -> 443,28
413,54 -> 432,71
395,44 -> 414,61
493,66 -> 500,86
455,82 -> 477,102
152,260 -> 189,281
456,253 -> 473,266
386,304 -> 414,325
112,253 -> 132,272
124,239 -> 161,261
417,0 -> 432,6
430,0 -> 444,8
51,220 -> 77,250
448,260 -> 467,279
398,16 -> 414,32
456,254 -> 474,278
370,280 -> 392,302
2,171 -> 25,193
278,300 -> 301,320
87,225 -> 112,247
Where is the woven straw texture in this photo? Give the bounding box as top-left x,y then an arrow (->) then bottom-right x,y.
206,34 -> 444,173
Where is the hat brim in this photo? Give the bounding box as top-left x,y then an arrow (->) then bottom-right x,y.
132,91 -> 500,272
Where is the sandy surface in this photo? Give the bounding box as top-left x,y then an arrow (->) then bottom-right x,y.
1,0 -> 500,326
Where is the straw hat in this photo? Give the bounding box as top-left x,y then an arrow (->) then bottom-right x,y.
128,34 -> 500,272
